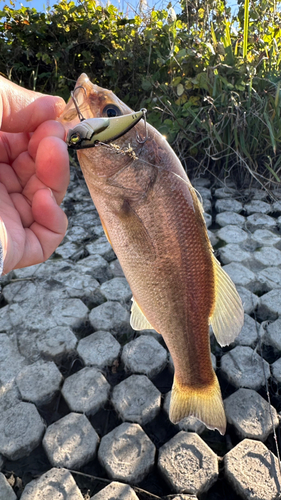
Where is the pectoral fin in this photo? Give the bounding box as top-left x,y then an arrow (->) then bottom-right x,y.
100,217 -> 113,247
130,298 -> 154,331
210,255 -> 244,347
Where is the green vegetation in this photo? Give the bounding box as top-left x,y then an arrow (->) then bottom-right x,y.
1,0 -> 281,184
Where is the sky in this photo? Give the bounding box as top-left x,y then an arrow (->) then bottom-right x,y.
2,0 -> 183,14
2,0 -> 238,16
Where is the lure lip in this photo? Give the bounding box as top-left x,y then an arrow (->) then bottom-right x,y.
67,109 -> 146,150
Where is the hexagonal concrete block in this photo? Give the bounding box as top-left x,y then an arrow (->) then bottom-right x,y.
0,333 -> 27,385
98,423 -> 155,483
0,472 -> 16,500
254,246 -> 281,268
217,225 -> 248,244
208,229 -> 218,247
234,314 -> 262,347
43,412 -> 99,469
222,263 -> 257,291
55,267 -> 100,300
89,301 -> 130,333
112,375 -> 161,425
91,481 -> 139,500
192,177 -> 210,188
263,318 -> 281,352
214,186 -> 236,198
36,326 -> 78,362
204,212 -> 212,227
258,267 -> 281,291
21,468 -> 84,500
219,244 -> 251,265
77,331 -> 121,369
220,346 -> 270,390
16,360 -> 63,406
0,402 -> 45,460
215,211 -> 245,228
86,235 -> 115,261
271,357 -> 281,383
158,431 -> 218,495
100,278 -> 132,302
195,186 -> 211,199
215,199 -> 243,213
122,336 -> 167,378
76,254 -> 113,283
252,229 -> 281,247
246,213 -> 276,231
224,388 -> 278,441
163,392 -> 205,434
109,259 -> 125,278
259,289 -> 281,320
244,200 -> 271,215
244,188 -> 268,200
236,286 -> 259,315
62,367 -> 110,416
172,496 -> 197,500
224,439 -> 281,500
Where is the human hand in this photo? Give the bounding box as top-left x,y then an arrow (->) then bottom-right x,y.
0,76 -> 69,274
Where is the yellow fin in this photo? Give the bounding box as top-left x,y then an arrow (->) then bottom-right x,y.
100,217 -> 113,246
210,255 -> 244,347
169,374 -> 226,435
130,298 -> 154,331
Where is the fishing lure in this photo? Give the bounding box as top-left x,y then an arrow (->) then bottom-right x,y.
67,88 -> 147,149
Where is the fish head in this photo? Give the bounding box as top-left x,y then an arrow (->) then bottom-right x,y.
58,73 -> 150,180
59,73 -> 133,127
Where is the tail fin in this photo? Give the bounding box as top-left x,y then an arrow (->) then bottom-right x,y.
169,374 -> 226,435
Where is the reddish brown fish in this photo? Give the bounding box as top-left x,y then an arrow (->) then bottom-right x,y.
59,73 -> 244,434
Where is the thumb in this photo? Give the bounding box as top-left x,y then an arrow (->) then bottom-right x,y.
0,76 -> 66,133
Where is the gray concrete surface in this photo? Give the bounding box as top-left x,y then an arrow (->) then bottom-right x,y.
224,439 -> 281,500
43,412 -> 99,469
0,173 -> 280,499
20,468 -> 84,499
158,431 -> 218,494
91,481 -> 139,500
61,366 -> 110,415
224,388 -> 278,440
98,422 -> 155,483
111,374 -> 161,425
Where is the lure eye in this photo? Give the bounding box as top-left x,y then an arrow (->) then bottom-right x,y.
69,133 -> 81,145
102,104 -> 122,118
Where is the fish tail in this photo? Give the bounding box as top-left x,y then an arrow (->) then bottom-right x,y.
169,374 -> 226,435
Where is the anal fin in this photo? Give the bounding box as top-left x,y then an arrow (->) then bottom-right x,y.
210,255 -> 244,347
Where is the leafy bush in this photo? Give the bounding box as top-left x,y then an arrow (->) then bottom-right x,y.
1,0 -> 281,184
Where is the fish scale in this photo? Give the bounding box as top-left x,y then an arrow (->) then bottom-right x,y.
59,73 -> 244,434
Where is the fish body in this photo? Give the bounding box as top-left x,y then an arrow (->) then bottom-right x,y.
60,74 -> 244,434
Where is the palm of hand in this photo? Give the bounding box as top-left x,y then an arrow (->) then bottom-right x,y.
0,120 -> 69,273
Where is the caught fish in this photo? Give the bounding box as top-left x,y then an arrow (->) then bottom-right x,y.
59,73 -> 244,434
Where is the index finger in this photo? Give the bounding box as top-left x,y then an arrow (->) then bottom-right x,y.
0,76 -> 65,133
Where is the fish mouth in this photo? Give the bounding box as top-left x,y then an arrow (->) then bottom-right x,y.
58,74 -> 94,134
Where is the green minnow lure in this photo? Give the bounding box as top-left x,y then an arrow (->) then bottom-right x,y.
67,109 -> 146,149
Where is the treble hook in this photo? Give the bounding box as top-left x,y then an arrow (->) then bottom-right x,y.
71,86 -> 87,122
136,108 -> 148,144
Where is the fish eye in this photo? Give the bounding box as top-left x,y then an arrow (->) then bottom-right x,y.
70,133 -> 81,144
102,104 -> 122,117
